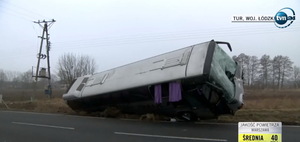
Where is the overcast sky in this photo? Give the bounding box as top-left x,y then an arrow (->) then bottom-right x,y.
0,0 -> 299,73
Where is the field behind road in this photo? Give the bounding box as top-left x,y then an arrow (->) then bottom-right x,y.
0,89 -> 300,124
219,89 -> 300,124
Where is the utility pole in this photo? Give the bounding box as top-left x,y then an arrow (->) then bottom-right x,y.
32,19 -> 55,98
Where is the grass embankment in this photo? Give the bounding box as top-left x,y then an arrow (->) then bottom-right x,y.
0,89 -> 75,114
0,89 -> 300,124
218,89 -> 300,125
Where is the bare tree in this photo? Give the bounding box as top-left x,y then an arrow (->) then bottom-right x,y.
272,55 -> 282,88
244,55 -> 251,86
20,70 -> 34,88
21,70 -> 33,83
259,55 -> 272,89
0,69 -> 7,82
281,56 -> 293,88
242,55 -> 260,87
5,70 -> 20,82
234,53 -> 249,85
0,69 -> 7,91
294,66 -> 300,88
272,55 -> 293,89
249,56 -> 259,86
233,54 -> 296,89
57,53 -> 97,86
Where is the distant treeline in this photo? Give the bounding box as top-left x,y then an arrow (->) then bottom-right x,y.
0,53 -> 96,91
233,54 -> 300,89
0,53 -> 299,91
0,69 -> 61,90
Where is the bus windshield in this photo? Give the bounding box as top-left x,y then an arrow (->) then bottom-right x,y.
209,43 -> 238,103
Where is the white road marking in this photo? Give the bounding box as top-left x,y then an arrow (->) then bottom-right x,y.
3,110 -> 300,128
12,122 -> 75,130
114,132 -> 227,141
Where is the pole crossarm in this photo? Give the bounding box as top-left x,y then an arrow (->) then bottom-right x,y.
33,19 -> 56,29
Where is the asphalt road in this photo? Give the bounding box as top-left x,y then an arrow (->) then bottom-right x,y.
0,111 -> 299,142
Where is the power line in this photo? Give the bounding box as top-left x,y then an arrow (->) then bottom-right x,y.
51,25 -> 300,50
53,25 -> 300,45
0,0 -> 49,20
53,24 -> 300,45
0,4 -> 33,21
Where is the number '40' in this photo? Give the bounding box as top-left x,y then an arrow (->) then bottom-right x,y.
271,135 -> 278,141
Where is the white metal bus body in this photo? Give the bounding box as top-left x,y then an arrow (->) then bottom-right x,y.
63,40 -> 244,120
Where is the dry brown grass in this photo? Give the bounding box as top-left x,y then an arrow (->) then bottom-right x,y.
218,89 -> 300,124
243,89 -> 300,109
0,89 -> 75,114
0,98 -> 75,114
219,109 -> 300,125
1,89 -> 65,101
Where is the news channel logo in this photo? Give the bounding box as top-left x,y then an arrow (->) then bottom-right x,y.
232,7 -> 296,29
274,7 -> 296,28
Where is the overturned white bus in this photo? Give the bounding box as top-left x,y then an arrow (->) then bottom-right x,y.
63,40 -> 244,121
